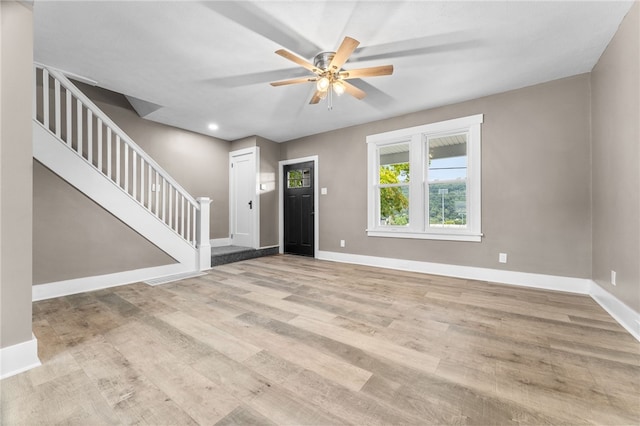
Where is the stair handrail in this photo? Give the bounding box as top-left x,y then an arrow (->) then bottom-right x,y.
35,63 -> 199,209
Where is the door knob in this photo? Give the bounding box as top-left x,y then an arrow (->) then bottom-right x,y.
248,200 -> 253,209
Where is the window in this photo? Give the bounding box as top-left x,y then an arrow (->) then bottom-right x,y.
378,143 -> 410,226
287,168 -> 311,188
367,114 -> 483,242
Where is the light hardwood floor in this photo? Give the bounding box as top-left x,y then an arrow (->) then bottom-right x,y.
2,255 -> 639,425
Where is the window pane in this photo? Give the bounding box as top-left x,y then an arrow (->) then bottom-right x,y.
379,186 -> 409,226
379,143 -> 410,184
428,182 -> 467,228
287,169 -> 310,188
427,134 -> 467,183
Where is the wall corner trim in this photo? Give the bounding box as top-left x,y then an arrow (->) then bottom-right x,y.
0,334 -> 41,380
589,281 -> 640,341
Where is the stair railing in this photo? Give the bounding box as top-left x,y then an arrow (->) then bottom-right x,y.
34,64 -> 211,268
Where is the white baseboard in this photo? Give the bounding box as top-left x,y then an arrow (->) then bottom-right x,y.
318,251 -> 591,294
33,263 -> 193,301
211,238 -> 231,247
1,334 -> 41,380
590,281 -> 640,341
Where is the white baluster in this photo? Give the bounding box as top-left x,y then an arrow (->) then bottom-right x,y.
132,150 -> 137,200
77,99 -> 83,156
161,178 -> 166,222
124,143 -> 129,192
181,195 -> 185,238
155,171 -> 160,215
186,201 -> 191,244
97,118 -> 103,172
192,204 -> 197,246
43,69 -> 49,129
115,135 -> 121,186
54,79 -> 61,137
87,110 -> 93,163
66,91 -> 72,146
148,165 -> 153,209
168,185 -> 173,230
106,128 -> 112,178
140,158 -> 145,206
174,189 -> 179,232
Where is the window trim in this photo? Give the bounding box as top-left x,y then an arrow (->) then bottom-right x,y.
367,114 -> 483,242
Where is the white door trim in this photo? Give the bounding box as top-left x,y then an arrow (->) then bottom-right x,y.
279,155 -> 319,258
229,147 -> 260,249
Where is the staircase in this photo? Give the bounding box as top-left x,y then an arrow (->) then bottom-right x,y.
33,65 -> 211,296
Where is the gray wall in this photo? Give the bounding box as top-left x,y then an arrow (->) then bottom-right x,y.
281,74 -> 592,281
591,2 -> 639,312
75,82 -> 231,239
1,1 -> 34,348
257,136 -> 280,247
33,161 -> 175,285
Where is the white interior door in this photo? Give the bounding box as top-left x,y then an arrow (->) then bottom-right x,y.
230,148 -> 258,248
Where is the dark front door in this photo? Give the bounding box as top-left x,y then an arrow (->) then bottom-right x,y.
283,161 -> 314,257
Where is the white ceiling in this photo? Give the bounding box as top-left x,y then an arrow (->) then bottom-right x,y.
34,1 -> 634,143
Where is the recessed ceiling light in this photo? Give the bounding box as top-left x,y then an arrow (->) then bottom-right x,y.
208,123 -> 219,131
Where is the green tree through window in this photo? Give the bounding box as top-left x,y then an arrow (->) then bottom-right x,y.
379,163 -> 409,225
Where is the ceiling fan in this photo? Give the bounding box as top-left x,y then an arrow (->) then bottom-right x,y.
270,36 -> 394,109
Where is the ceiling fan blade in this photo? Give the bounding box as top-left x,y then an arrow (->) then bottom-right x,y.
328,36 -> 360,71
339,65 -> 394,80
343,81 -> 367,100
270,77 -> 316,87
275,49 -> 319,73
309,90 -> 323,104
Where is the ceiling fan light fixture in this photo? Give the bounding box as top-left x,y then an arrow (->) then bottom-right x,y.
316,76 -> 330,92
332,81 -> 345,96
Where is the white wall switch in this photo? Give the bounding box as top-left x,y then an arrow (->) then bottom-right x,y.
611,270 -> 616,286
321,187 -> 328,195
340,239 -> 345,247
499,253 -> 507,263
260,183 -> 267,190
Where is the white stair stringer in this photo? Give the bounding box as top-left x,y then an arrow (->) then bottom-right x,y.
33,121 -> 198,271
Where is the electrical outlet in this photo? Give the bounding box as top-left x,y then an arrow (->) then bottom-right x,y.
499,253 -> 507,263
340,239 -> 345,248
321,187 -> 328,195
611,270 -> 616,286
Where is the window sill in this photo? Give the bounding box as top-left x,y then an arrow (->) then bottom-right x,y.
366,230 -> 482,242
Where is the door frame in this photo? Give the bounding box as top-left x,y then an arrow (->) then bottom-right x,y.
229,146 -> 260,249
279,155 -> 319,258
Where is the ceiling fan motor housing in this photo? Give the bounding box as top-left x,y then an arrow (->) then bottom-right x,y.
314,52 -> 336,71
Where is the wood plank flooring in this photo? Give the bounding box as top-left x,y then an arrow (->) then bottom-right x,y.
2,255 -> 639,425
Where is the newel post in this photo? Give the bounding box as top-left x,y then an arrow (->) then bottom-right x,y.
196,197 -> 212,271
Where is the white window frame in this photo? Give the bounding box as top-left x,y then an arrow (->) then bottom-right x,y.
367,114 -> 483,242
